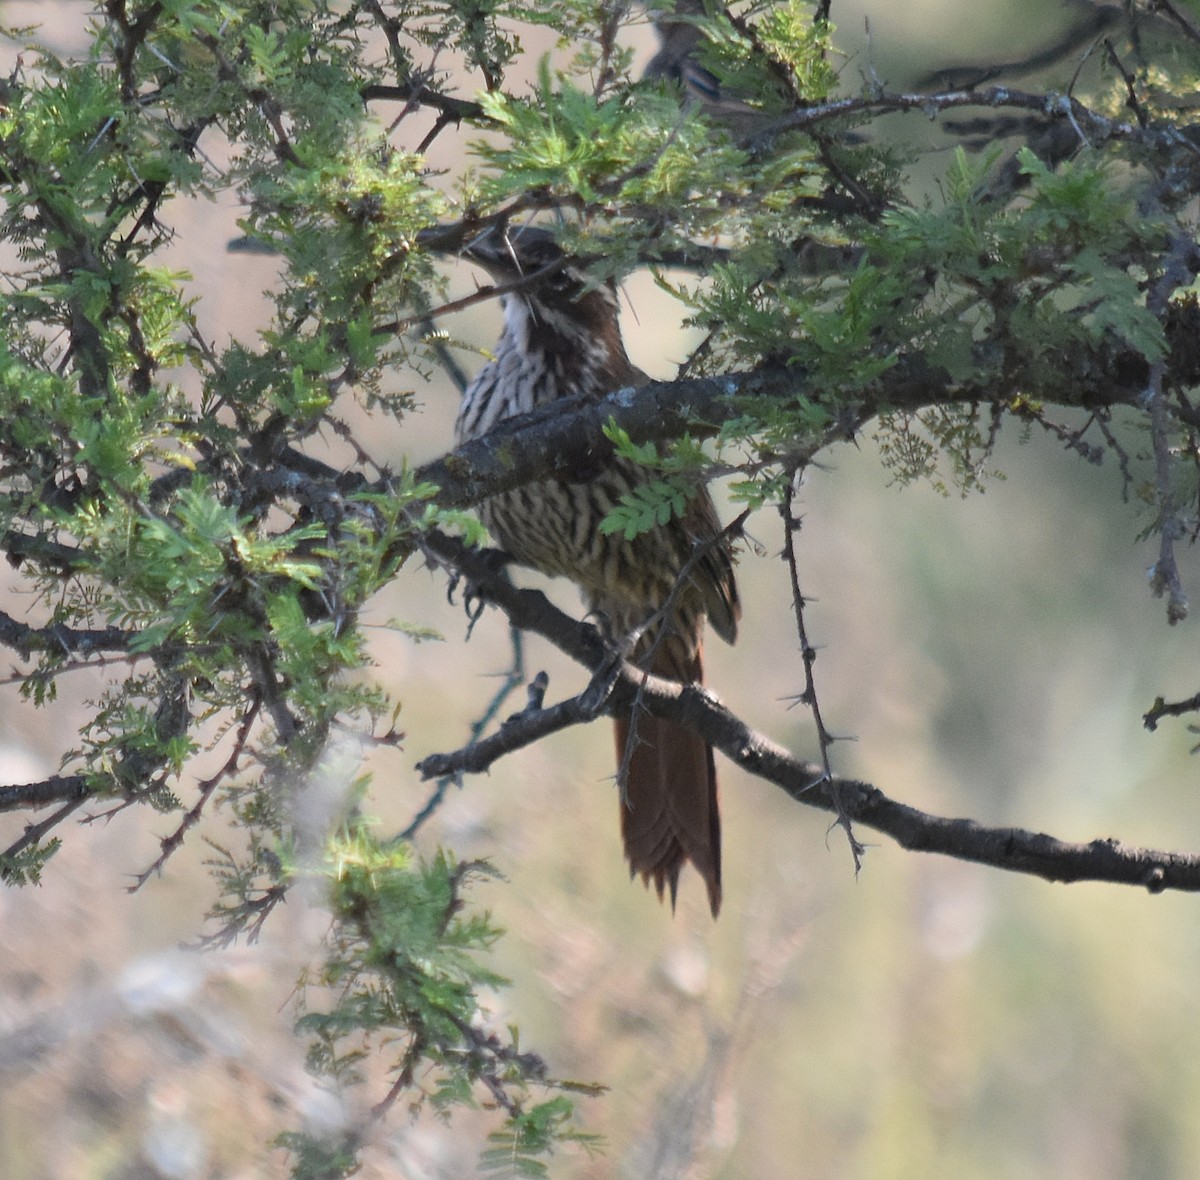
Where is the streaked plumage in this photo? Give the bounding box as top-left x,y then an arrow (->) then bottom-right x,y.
453,225 -> 739,915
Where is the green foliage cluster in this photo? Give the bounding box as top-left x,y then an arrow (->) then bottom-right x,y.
599,420 -> 717,538
1,0 -> 1199,1173
0,0 -> 599,1169
283,827 -> 600,1178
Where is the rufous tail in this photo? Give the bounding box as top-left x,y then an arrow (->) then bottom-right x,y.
615,642 -> 721,917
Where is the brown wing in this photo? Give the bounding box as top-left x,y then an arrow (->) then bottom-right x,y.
621,363 -> 741,647
683,491 -> 740,646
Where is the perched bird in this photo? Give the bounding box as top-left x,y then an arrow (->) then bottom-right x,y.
450,224 -> 740,916
644,1 -> 723,103
644,0 -> 770,136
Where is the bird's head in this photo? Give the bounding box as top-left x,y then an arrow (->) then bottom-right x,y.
422,223 -> 625,356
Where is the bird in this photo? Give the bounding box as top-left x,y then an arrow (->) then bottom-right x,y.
643,0 -> 772,137
448,223 -> 740,916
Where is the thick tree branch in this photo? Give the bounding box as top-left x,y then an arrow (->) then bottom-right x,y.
753,84 -> 1200,157
0,775 -> 90,814
360,82 -> 488,124
410,344 -> 1150,513
0,610 -> 133,659
419,527 -> 1200,894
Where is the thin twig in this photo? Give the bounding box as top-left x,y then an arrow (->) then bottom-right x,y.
779,476 -> 863,870
128,698 -> 262,890
417,652 -> 622,782
400,626 -> 529,841
0,797 -> 88,873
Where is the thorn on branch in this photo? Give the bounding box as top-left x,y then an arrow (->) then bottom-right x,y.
778,479 -> 862,872
524,670 -> 548,712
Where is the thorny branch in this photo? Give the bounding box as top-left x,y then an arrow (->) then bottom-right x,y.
0,610 -> 133,659
358,48 -> 1200,174
0,776 -> 90,815
750,84 -> 1200,159
0,797 -> 89,870
413,654 -> 621,781
0,654 -> 194,873
418,526 -> 1200,895
778,477 -> 863,871
129,698 -> 263,890
410,344 -> 1153,518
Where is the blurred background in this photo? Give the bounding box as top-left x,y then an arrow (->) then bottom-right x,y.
3,1 -> 1200,1177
